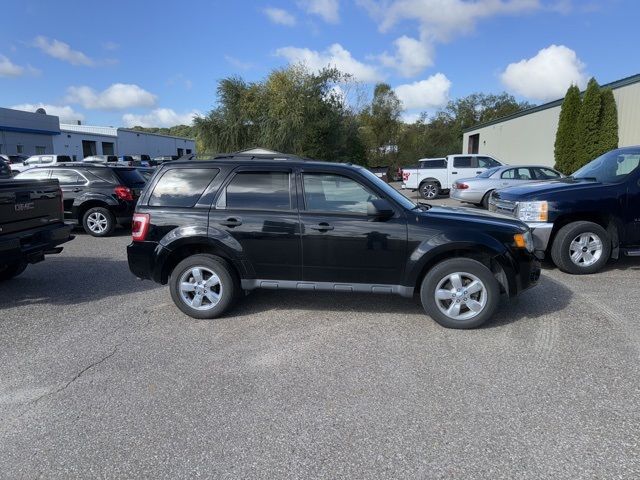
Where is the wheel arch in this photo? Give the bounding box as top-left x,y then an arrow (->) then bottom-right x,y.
157,235 -> 248,285
549,212 -> 621,255
75,199 -> 112,221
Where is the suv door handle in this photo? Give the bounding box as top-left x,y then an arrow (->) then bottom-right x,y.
309,222 -> 334,232
219,217 -> 242,227
451,171 -> 458,174
476,171 -> 482,174
72,188 -> 82,193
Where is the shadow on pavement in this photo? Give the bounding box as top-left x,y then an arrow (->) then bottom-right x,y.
227,273 -> 572,328
0,255 -> 158,310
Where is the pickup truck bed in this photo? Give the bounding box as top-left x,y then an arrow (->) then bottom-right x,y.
0,178 -> 73,281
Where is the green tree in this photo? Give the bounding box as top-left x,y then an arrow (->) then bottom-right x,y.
573,78 -> 602,171
597,88 -> 619,154
360,83 -> 402,167
553,84 -> 581,174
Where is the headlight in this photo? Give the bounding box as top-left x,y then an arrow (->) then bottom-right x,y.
517,201 -> 548,222
513,230 -> 534,252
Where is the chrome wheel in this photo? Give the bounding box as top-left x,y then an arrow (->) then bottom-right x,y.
434,272 -> 487,321
178,266 -> 223,311
569,232 -> 602,267
421,183 -> 438,199
87,212 -> 108,234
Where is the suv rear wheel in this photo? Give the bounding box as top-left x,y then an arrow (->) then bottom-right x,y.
82,207 -> 115,237
419,181 -> 440,200
420,258 -> 500,329
550,221 -> 611,274
169,254 -> 237,319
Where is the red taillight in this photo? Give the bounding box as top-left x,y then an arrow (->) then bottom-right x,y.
114,185 -> 134,201
454,182 -> 469,190
402,172 -> 410,181
132,213 -> 150,242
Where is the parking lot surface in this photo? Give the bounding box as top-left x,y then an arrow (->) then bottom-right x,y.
1,211 -> 639,478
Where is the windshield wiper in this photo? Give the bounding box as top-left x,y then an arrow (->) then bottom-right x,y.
412,201 -> 432,210
573,176 -> 598,181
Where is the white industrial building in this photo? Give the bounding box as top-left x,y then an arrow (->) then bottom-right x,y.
54,123 -> 196,160
462,73 -> 640,167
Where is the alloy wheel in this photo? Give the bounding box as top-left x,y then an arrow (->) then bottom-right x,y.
87,212 -> 108,234
434,272 -> 487,321
178,266 -> 223,311
569,232 -> 603,267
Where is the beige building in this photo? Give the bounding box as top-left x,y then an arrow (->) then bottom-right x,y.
462,73 -> 640,167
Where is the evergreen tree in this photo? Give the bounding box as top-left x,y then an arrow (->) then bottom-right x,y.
553,84 -> 581,174
573,78 -> 602,172
597,88 -> 619,154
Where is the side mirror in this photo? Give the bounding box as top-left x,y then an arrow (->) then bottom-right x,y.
367,198 -> 394,219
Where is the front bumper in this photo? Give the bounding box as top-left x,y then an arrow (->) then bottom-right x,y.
526,222 -> 553,258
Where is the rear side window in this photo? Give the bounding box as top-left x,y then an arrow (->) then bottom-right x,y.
50,169 -> 85,185
453,156 -> 474,168
420,159 -> 447,169
149,168 -> 219,207
225,172 -> 291,210
57,156 -> 72,163
18,168 -> 51,180
478,156 -> 500,168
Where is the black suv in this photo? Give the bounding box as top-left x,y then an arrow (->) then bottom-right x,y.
127,154 -> 540,329
16,163 -> 146,237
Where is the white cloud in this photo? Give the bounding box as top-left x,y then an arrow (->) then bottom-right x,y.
0,55 -> 26,76
379,35 -> 433,77
224,55 -> 254,70
500,44 -> 587,101
102,41 -> 119,51
122,108 -> 200,128
361,0 -> 542,78
10,103 -> 85,123
401,111 -> 423,124
264,7 -> 297,25
66,83 -> 157,110
362,0 -> 539,39
275,43 -> 382,82
300,0 -> 340,23
33,36 -> 94,66
394,73 -> 451,110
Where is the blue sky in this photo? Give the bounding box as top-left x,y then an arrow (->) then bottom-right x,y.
0,0 -> 637,126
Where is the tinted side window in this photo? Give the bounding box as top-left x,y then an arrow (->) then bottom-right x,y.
534,168 -> 561,179
420,159 -> 447,169
149,168 -> 219,207
478,156 -> 500,168
50,169 -> 85,185
18,168 -> 51,180
303,173 -> 379,214
453,156 -> 474,168
225,172 -> 291,211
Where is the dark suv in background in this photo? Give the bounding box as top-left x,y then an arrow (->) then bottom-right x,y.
16,164 -> 146,237
127,154 -> 540,329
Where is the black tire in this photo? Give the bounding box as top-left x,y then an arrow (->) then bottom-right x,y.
550,221 -> 611,274
419,181 -> 440,200
481,190 -> 494,209
420,258 -> 500,329
169,254 -> 238,319
82,206 -> 115,237
0,262 -> 27,282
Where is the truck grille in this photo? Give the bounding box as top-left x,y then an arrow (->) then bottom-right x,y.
488,197 -> 518,217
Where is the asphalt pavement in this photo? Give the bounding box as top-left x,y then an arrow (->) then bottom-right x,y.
1,211 -> 639,479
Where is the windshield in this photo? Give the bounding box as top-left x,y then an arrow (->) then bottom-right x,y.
357,167 -> 416,210
477,166 -> 501,178
573,148 -> 640,183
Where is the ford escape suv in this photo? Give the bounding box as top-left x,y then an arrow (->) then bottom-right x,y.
127,154 -> 540,329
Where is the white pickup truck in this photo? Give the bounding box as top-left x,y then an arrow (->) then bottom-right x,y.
401,154 -> 503,199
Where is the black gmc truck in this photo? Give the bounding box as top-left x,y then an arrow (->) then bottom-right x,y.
0,178 -> 74,281
490,146 -> 640,274
127,153 -> 540,329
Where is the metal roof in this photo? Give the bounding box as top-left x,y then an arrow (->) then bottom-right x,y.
60,123 -> 118,137
463,72 -> 640,133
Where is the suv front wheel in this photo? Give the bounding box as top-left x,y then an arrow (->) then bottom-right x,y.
550,221 -> 611,274
420,258 -> 500,329
169,254 -> 237,319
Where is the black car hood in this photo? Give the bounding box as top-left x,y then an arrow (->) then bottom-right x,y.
493,178 -> 602,200
418,205 -> 526,230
